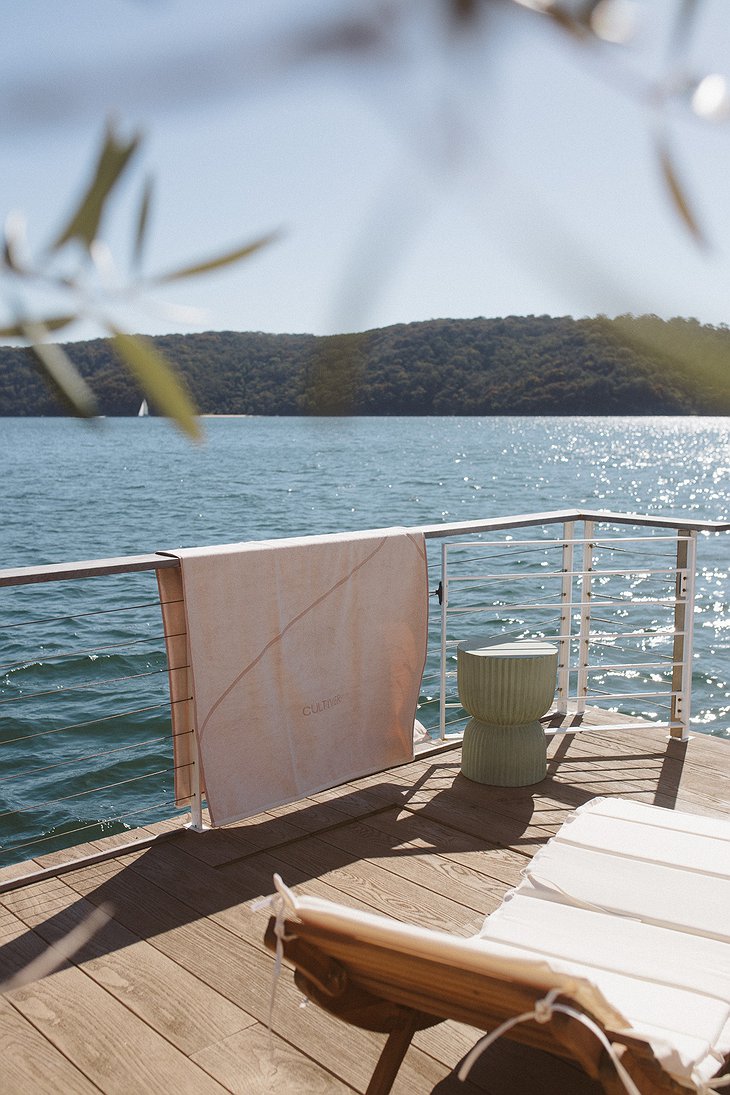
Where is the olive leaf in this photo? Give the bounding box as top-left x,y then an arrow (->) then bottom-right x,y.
52,123 -> 142,253
3,214 -> 26,273
109,328 -> 201,440
448,0 -> 480,23
2,240 -> 21,272
657,141 -> 707,248
133,176 -> 153,270
0,117 -> 277,440
24,323 -> 99,418
0,314 -> 77,338
668,0 -> 701,62
514,1 -> 590,41
544,5 -> 589,40
0,903 -> 112,993
152,230 -> 279,285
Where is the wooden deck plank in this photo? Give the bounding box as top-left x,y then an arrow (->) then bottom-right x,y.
389,786 -> 562,855
299,816 -> 505,916
174,775 -> 416,871
165,813 -> 309,868
0,996 -> 100,1095
265,796 -> 372,831
412,1018 -> 485,1072
295,777 -> 413,819
0,900 -> 58,982
559,725 -> 730,786
546,730 -> 730,813
0,875 -> 253,1057
0,859 -> 44,890
54,848 -> 451,1092
360,809 -> 528,889
190,1022 -> 359,1093
230,828 -> 486,936
1,722 -> 729,1094
0,904 -> 229,1093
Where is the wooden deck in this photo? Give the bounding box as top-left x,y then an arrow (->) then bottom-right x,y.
1,714 -> 728,1094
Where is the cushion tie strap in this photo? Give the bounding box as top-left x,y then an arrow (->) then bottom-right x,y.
457,988 -> 643,1095
701,1076 -> 730,1093
252,875 -> 300,1088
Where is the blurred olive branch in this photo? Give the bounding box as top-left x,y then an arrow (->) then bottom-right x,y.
508,0 -> 714,248
0,122 -> 278,439
0,0 -> 724,435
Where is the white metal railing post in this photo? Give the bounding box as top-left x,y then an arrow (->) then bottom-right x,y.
439,542 -> 449,740
186,728 -> 207,832
575,520 -> 594,715
556,520 -> 575,715
671,530 -> 697,740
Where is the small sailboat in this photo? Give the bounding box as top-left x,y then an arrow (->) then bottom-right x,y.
137,398 -> 149,417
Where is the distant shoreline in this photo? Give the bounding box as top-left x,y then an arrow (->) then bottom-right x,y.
3,316 -> 729,416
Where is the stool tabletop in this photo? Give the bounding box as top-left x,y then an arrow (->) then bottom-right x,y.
457,638 -> 557,659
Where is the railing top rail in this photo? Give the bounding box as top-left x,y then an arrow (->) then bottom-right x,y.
420,509 -> 730,539
1,509 -> 728,587
0,553 -> 179,588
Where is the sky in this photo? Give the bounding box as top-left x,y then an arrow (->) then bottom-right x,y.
2,0 -> 730,341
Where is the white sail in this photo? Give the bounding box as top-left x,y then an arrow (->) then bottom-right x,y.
138,399 -> 149,417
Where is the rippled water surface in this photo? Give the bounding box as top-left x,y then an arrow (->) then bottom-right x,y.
1,416 -> 729,862
3,415 -> 730,558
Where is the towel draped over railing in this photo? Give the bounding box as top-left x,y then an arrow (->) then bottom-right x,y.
157,527 -> 429,826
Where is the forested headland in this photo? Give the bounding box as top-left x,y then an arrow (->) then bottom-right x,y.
1,314 -> 729,417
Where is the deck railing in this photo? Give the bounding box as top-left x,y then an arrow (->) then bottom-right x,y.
418,512 -> 707,742
0,509 -> 727,868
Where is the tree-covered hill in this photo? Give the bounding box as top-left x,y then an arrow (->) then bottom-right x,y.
1,314 -> 729,417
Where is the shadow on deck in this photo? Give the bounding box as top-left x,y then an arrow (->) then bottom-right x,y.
0,718 -> 726,1093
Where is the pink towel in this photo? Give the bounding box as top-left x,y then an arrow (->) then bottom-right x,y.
158,527 -> 428,826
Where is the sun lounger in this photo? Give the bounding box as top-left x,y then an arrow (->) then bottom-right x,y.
264,797 -> 730,1094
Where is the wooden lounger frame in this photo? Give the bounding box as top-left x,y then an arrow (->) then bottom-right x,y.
264,915 -> 730,1095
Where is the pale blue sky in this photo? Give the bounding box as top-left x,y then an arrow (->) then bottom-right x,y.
2,0 -> 730,340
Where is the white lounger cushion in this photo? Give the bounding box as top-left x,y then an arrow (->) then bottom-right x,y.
278,798 -> 730,1091
572,797 -> 730,843
479,798 -> 730,1088
523,842 -> 730,941
480,898 -> 730,1085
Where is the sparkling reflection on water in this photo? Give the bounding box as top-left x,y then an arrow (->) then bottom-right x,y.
1,416 -> 728,862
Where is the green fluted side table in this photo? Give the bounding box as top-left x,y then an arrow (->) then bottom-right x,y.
457,638 -> 558,786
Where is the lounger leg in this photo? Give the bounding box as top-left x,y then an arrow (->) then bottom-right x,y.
366,1013 -> 420,1095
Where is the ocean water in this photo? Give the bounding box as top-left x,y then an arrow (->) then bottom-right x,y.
1,415 -> 729,864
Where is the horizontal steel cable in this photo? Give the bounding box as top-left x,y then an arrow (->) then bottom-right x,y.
0,702 -> 190,747
0,632 -> 169,675
0,797 -> 183,858
0,768 -> 174,820
0,736 -> 170,784
0,665 -> 180,705
1,598 -> 165,631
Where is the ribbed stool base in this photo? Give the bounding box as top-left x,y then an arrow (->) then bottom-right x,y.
457,640 -> 558,725
461,717 -> 547,787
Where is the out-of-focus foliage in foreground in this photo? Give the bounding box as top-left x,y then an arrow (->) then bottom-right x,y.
1,1 -> 728,433
0,124 -> 276,438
